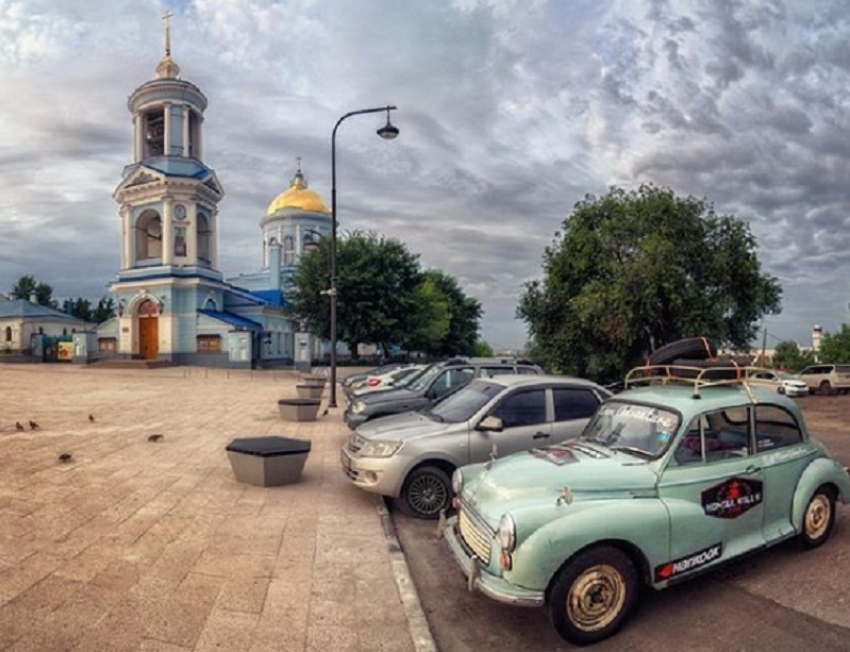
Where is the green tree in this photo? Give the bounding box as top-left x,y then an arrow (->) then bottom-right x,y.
11,275 -> 56,308
517,185 -> 782,383
771,340 -> 816,372
471,340 -> 494,357
422,269 -> 483,357
287,231 -> 424,358
818,325 -> 850,364
92,297 -> 116,323
68,298 -> 93,322
401,277 -> 451,354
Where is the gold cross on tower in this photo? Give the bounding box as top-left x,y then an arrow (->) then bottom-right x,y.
162,11 -> 174,56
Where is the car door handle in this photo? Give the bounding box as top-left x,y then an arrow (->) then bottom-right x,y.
745,465 -> 762,474
533,432 -> 550,440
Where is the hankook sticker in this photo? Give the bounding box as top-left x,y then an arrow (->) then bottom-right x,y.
701,478 -> 763,519
655,543 -> 723,582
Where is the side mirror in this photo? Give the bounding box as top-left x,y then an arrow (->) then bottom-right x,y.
477,416 -> 503,433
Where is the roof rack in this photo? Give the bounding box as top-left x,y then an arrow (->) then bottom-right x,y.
624,364 -> 780,400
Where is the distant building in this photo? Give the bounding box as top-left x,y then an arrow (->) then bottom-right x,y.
95,23 -> 326,368
0,297 -> 94,358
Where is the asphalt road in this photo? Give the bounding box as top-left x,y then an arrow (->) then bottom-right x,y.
392,394 -> 850,651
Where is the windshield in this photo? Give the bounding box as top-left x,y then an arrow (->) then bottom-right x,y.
393,367 -> 426,387
407,364 -> 443,392
579,401 -> 681,459
426,380 -> 503,423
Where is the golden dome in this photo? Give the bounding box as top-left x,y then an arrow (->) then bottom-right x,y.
266,167 -> 331,216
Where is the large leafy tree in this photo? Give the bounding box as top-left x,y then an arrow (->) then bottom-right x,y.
771,340 -> 815,371
92,297 -> 116,323
517,184 -> 782,383
818,325 -> 850,364
11,275 -> 56,308
421,270 -> 483,357
288,231 -> 424,357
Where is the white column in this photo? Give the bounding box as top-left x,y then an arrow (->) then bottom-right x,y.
210,209 -> 218,268
133,114 -> 142,161
182,105 -> 191,157
196,116 -> 203,160
187,202 -> 198,264
163,102 -> 172,156
122,205 -> 133,269
163,198 -> 174,265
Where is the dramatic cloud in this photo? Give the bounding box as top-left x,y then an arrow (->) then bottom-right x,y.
1,0 -> 849,349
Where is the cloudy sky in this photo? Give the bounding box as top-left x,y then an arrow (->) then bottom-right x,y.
1,0 -> 849,350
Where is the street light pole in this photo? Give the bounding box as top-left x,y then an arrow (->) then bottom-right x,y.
329,105 -> 399,408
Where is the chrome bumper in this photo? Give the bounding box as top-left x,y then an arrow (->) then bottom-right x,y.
444,516 -> 544,608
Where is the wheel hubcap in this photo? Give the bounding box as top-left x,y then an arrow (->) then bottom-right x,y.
408,475 -> 447,515
567,565 -> 626,632
805,495 -> 831,539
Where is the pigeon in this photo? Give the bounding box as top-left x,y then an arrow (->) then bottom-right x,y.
15,422 -> 24,432
58,453 -> 73,463
29,420 -> 40,431
88,414 -> 95,423
147,434 -> 164,442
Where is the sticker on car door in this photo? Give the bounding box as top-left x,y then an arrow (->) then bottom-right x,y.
701,478 -> 763,518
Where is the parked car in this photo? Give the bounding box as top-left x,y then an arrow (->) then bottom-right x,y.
748,369 -> 809,397
797,364 -> 850,395
342,363 -> 406,392
349,365 -> 427,397
343,357 -> 544,429
445,365 -> 850,645
341,375 -> 610,518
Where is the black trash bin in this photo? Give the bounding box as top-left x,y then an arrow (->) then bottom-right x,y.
226,436 -> 312,487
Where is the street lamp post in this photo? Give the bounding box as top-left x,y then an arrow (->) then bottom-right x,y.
329,105 -> 399,408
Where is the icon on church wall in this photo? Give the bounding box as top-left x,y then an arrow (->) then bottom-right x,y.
175,227 -> 187,256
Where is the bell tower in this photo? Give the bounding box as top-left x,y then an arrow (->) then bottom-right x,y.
109,13 -> 226,362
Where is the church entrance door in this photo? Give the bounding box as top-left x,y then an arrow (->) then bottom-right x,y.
138,300 -> 159,360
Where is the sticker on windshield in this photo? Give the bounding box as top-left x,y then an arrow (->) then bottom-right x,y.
597,404 -> 677,430
529,446 -> 579,466
701,478 -> 763,519
658,431 -> 673,443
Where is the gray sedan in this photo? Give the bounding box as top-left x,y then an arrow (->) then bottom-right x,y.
339,375 -> 611,518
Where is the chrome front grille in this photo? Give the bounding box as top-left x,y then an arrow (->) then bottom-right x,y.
458,506 -> 491,564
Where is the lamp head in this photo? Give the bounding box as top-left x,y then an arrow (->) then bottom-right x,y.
377,107 -> 399,140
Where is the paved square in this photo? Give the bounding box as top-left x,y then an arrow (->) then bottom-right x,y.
0,365 -> 415,652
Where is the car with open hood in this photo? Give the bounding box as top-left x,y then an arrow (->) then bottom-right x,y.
445,364 -> 850,645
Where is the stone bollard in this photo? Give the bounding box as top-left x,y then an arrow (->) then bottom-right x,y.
278,398 -> 321,422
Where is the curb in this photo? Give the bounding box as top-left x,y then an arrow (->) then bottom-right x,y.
375,496 -> 439,652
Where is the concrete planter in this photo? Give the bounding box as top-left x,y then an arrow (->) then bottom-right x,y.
301,375 -> 327,387
278,398 -> 321,421
226,436 -> 311,487
296,384 -> 324,400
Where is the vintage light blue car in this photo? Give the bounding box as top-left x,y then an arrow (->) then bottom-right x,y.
445,367 -> 850,645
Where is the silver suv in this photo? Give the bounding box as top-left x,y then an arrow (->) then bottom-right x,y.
339,375 -> 611,518
797,364 -> 850,395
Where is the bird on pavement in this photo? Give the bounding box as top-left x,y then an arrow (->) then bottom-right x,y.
88,414 -> 95,423
15,422 -> 24,432
29,420 -> 40,430
147,434 -> 164,442
58,453 -> 73,463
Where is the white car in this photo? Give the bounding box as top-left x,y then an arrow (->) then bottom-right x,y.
350,365 -> 426,397
749,369 -> 809,397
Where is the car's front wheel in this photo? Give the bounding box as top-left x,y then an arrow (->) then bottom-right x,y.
800,486 -> 836,549
548,546 -> 638,646
819,381 -> 834,396
398,465 -> 452,519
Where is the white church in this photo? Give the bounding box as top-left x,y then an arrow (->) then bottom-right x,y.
95,26 -> 330,368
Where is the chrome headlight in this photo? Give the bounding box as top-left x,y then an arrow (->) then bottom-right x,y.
451,468 -> 463,495
358,439 -> 401,458
351,401 -> 366,414
496,513 -> 517,552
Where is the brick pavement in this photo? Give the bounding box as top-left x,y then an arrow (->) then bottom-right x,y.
0,364 -> 422,652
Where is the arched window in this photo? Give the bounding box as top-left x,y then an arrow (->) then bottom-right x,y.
197,211 -> 212,263
143,108 -> 165,157
283,235 -> 295,265
204,297 -> 217,311
135,209 -> 163,260
4,326 -> 11,342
